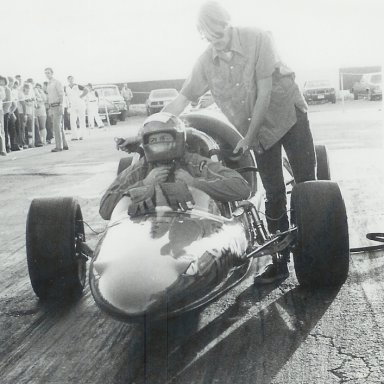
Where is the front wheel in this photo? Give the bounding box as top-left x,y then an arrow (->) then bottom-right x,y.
315,144 -> 331,180
291,181 -> 349,288
26,197 -> 87,300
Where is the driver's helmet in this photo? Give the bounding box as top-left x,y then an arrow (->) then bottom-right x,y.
141,112 -> 186,163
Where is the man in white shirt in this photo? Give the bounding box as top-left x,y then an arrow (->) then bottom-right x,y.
65,76 -> 88,140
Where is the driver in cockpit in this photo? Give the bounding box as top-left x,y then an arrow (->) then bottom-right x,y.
99,112 -> 251,220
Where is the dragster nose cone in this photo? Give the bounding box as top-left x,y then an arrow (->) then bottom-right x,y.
93,254 -> 191,315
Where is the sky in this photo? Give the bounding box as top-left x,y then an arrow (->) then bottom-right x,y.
2,0 -> 383,85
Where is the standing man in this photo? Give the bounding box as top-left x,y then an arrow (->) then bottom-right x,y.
7,77 -> 20,151
164,1 -> 316,284
43,81 -> 54,144
120,83 -> 133,112
44,67 -> 68,152
65,76 -> 87,140
0,78 -> 6,156
85,83 -> 104,129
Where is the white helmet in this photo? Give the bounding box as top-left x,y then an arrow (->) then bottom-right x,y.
141,112 -> 186,163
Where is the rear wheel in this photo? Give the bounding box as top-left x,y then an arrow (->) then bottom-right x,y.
26,197 -> 87,300
315,144 -> 331,180
117,156 -> 133,175
291,181 -> 349,288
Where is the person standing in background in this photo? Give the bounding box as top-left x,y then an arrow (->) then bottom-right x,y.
21,83 -> 35,148
0,76 -> 12,153
120,83 -> 133,112
43,81 -> 54,144
16,81 -> 28,149
85,83 -> 104,129
11,80 -> 23,150
6,77 -> 19,151
65,76 -> 88,140
25,78 -> 43,147
0,79 -> 6,156
34,83 -> 47,145
44,67 -> 68,152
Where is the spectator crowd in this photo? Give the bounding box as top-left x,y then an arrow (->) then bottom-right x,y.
0,69 -> 133,156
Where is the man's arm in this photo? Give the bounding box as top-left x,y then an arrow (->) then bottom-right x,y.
176,155 -> 251,202
233,76 -> 272,155
99,165 -> 146,220
78,85 -> 88,99
162,93 -> 190,116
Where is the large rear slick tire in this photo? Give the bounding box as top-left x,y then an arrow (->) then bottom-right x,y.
291,181 -> 349,288
26,197 -> 86,300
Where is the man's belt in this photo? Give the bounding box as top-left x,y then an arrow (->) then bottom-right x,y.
50,102 -> 61,107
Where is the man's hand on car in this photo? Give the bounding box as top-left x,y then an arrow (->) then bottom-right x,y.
233,137 -> 250,156
143,166 -> 171,186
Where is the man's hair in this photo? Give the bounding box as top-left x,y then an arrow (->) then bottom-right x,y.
44,67 -> 53,73
67,75 -> 73,80
197,1 -> 231,36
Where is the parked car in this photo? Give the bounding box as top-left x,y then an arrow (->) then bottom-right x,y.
146,88 -> 179,115
303,80 -> 336,104
351,72 -> 382,101
94,84 -> 127,124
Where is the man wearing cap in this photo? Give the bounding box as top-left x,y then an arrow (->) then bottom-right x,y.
164,1 -> 316,284
99,112 -> 250,220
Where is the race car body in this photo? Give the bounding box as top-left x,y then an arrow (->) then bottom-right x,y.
90,188 -> 255,321
25,111 -> 350,323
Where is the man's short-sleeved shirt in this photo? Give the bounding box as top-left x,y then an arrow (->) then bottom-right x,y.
181,27 -> 308,150
65,84 -> 85,106
46,78 -> 64,105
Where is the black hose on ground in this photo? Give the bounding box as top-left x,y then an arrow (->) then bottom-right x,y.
350,233 -> 384,253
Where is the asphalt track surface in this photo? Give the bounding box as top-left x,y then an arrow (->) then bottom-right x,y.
0,100 -> 383,384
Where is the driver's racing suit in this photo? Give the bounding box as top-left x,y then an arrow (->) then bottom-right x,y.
99,151 -> 251,220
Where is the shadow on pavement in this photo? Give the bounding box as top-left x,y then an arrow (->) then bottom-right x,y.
171,285 -> 340,384
112,283 -> 341,384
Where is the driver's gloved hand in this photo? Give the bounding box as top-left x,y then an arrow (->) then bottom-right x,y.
127,185 -> 155,216
115,136 -> 143,155
159,182 -> 195,211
